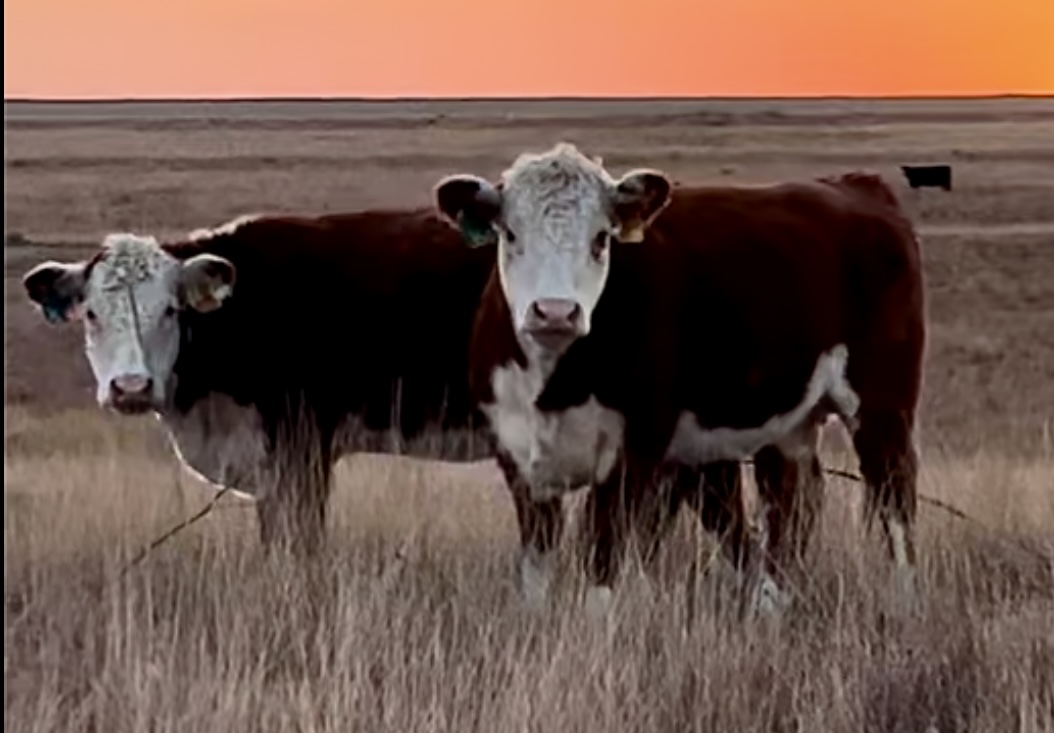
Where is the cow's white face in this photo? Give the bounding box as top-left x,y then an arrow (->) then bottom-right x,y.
22,234 -> 236,414
434,143 -> 672,357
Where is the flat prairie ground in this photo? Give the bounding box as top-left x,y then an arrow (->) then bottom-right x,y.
4,97 -> 1054,732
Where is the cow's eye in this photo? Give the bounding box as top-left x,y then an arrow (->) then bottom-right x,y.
85,309 -> 97,322
591,231 -> 610,260
164,305 -> 178,318
505,228 -> 517,244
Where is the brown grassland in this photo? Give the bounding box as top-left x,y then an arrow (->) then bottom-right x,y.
5,97 -> 1054,732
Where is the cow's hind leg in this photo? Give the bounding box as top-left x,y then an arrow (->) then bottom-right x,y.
747,428 -> 825,617
498,452 -> 565,610
853,408 -> 919,590
751,442 -> 825,613
685,461 -> 750,571
753,440 -> 826,571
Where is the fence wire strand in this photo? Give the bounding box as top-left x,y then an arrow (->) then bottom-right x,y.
118,461 -> 1050,577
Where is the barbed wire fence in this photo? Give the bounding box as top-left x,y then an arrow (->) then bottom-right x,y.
118,458 -> 1051,580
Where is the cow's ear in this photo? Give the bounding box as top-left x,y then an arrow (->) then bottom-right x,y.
181,254 -> 236,313
22,261 -> 88,324
433,174 -> 503,248
610,169 -> 672,243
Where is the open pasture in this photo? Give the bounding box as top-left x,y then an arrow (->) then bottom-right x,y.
5,97 -> 1054,732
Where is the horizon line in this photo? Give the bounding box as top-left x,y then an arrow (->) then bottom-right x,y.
5,92 -> 1054,105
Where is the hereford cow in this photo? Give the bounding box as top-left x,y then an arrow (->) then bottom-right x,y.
22,208 -> 752,594
435,144 -> 925,613
21,210 -> 509,554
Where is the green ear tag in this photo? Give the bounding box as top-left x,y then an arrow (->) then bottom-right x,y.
43,303 -> 68,324
458,215 -> 495,248
41,295 -> 76,324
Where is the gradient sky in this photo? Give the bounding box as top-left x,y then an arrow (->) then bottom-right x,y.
5,0 -> 1053,98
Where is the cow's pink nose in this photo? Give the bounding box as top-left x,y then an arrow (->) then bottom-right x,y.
111,374 -> 152,396
528,298 -> 582,331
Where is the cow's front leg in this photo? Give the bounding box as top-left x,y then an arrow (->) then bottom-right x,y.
580,455 -> 654,618
256,475 -> 329,558
497,452 -> 565,610
255,434 -> 333,559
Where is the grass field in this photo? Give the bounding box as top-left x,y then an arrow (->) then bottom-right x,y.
5,97 -> 1054,732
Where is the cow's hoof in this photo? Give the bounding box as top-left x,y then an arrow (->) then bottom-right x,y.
888,564 -> 921,618
515,548 -> 554,611
747,573 -> 792,620
584,584 -> 614,619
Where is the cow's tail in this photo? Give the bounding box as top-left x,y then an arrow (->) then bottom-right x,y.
823,170 -> 902,210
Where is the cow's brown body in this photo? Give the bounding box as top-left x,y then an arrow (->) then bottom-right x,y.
467,171 -> 926,596
150,210 -> 503,551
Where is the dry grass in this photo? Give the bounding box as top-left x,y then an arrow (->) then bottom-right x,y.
4,409 -> 1054,733
5,97 -> 1054,732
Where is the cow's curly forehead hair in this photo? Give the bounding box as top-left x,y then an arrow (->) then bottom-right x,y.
500,143 -> 613,202
88,234 -> 173,291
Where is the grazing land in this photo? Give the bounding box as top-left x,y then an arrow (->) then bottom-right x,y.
5,97 -> 1054,732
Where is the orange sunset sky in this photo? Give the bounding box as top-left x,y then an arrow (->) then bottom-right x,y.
4,0 -> 1053,99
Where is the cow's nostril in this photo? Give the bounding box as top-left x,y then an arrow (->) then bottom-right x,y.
567,302 -> 582,324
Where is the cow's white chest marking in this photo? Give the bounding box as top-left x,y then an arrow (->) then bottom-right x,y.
485,360 -> 624,501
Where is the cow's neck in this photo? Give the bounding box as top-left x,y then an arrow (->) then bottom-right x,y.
524,343 -> 561,382
155,392 -> 273,500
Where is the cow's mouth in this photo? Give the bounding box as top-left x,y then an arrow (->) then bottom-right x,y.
110,398 -> 157,416
524,327 -> 579,353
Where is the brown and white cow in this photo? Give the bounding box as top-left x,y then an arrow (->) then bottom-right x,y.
435,143 -> 925,613
22,206 -> 747,597
21,210 -> 510,554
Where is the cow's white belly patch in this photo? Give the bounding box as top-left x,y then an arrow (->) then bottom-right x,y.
486,361 -> 625,501
665,343 -> 860,465
160,393 -> 272,500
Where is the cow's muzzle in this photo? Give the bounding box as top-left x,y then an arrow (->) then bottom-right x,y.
523,298 -> 585,352
108,374 -> 157,415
